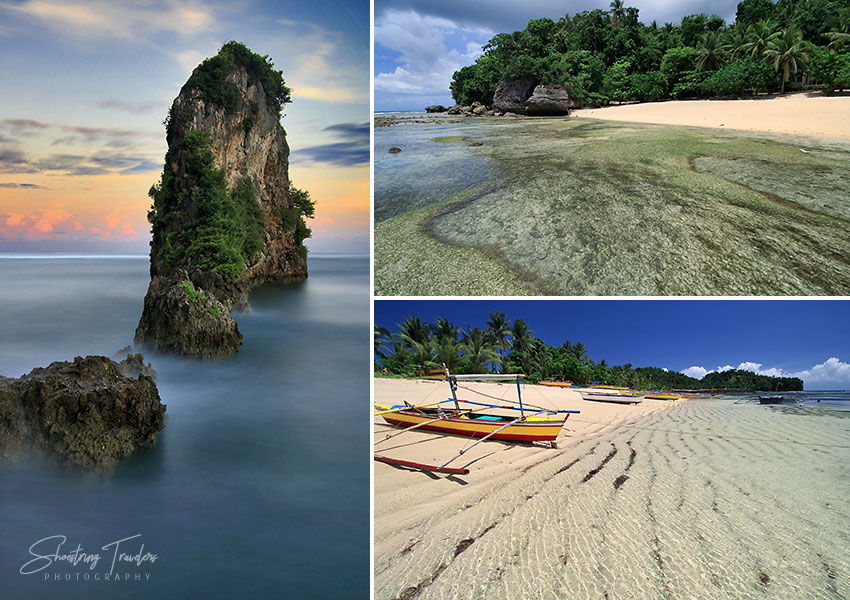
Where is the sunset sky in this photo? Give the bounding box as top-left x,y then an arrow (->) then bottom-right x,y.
0,0 -> 369,254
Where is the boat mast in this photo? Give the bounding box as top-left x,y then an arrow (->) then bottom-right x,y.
516,375 -> 524,417
444,363 -> 460,411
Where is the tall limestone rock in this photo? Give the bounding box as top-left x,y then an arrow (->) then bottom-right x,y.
135,42 -> 313,357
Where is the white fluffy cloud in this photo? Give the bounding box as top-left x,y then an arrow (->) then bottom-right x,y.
679,357 -> 850,389
374,9 -> 490,104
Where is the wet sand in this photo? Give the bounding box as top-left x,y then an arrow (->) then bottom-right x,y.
374,378 -> 850,599
573,93 -> 850,144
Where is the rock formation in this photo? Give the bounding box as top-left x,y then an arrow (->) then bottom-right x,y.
446,79 -> 576,117
0,355 -> 166,472
425,104 -> 447,113
526,85 -> 574,115
492,78 -> 539,114
136,41 -> 312,357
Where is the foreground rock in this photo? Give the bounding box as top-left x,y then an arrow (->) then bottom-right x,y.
136,42 -> 311,357
0,356 -> 166,472
526,84 -> 574,115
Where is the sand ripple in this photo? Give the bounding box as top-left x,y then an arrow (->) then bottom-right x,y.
375,398 -> 850,599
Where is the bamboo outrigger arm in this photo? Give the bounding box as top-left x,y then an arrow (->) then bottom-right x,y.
437,407 -> 551,471
373,455 -> 470,475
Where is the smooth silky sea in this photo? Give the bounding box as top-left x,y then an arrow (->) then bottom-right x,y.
0,254 -> 369,598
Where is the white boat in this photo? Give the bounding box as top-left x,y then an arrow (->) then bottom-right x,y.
579,390 -> 644,404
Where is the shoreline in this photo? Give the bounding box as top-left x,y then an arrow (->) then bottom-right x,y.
571,92 -> 850,146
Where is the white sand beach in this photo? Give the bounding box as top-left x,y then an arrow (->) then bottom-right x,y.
573,93 -> 850,142
374,378 -> 850,599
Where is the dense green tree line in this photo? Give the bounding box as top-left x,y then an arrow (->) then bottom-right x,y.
450,0 -> 850,106
375,312 -> 803,391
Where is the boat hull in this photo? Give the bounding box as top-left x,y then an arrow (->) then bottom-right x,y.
539,381 -> 572,388
378,408 -> 567,442
645,394 -> 681,400
579,391 -> 644,404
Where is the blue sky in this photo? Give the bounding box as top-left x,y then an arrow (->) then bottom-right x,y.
1,0 -> 369,253
374,0 -> 742,111
375,300 -> 850,390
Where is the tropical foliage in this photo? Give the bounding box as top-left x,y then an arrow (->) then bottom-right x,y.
147,130 -> 265,283
450,0 -> 850,106
375,313 -> 803,392
184,41 -> 291,117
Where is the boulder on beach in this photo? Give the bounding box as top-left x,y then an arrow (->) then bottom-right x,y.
492,78 -> 538,114
425,105 -> 447,113
0,355 -> 166,472
526,85 -> 573,115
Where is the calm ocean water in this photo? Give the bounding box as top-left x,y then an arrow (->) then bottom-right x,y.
0,255 -> 369,598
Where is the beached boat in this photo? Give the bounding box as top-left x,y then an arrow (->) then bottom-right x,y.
374,370 -> 580,474
758,395 -> 784,404
539,380 -> 573,388
375,403 -> 567,442
579,390 -> 644,404
644,393 -> 682,400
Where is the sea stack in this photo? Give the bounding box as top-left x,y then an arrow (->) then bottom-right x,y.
136,41 -> 313,357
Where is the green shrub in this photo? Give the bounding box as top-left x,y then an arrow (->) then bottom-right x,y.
183,41 -> 291,117
147,130 -> 266,283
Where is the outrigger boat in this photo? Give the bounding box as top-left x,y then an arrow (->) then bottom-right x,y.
644,392 -> 682,400
374,370 -> 580,475
538,380 -> 573,388
579,389 -> 644,404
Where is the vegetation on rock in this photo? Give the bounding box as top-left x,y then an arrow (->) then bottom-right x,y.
451,0 -> 850,106
147,130 -> 265,283
375,312 -> 804,391
183,40 -> 291,117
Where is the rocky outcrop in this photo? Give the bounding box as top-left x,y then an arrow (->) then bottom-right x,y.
425,104 -> 447,113
136,42 -> 309,357
0,355 -> 166,472
492,78 -> 538,114
526,85 -> 573,115
492,79 -> 574,115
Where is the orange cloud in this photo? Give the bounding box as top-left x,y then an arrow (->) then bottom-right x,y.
105,209 -> 122,229
33,209 -> 72,232
6,213 -> 26,226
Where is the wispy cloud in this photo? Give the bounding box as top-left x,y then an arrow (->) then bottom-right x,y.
0,182 -> 40,188
290,122 -> 369,166
2,0 -> 218,41
97,99 -> 163,114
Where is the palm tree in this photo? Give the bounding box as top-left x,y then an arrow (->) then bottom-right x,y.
571,341 -> 591,363
744,20 -> 776,60
397,315 -> 429,347
426,335 -> 461,373
374,324 -> 392,360
696,30 -> 725,71
432,317 -> 459,342
458,326 -> 502,373
510,318 -> 533,355
723,23 -> 749,61
766,25 -> 810,93
609,0 -> 625,28
486,311 -> 511,371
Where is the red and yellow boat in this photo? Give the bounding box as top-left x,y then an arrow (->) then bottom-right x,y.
644,392 -> 682,400
375,403 -> 567,442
